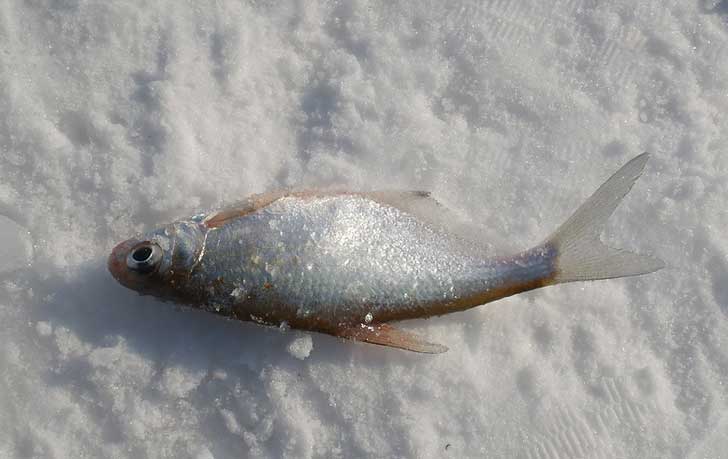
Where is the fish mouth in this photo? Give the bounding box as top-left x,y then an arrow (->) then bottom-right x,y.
107,238 -> 142,287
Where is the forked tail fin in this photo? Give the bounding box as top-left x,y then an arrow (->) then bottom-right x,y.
546,153 -> 664,283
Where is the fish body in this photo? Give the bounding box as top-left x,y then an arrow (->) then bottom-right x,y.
109,154 -> 663,353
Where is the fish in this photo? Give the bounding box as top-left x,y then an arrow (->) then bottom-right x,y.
108,153 -> 663,353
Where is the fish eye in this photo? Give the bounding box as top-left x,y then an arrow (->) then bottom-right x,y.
126,242 -> 162,274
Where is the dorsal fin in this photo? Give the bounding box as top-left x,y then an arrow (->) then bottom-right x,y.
362,190 -> 440,212
360,191 -> 498,253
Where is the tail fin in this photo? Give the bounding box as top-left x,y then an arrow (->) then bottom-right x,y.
546,153 -> 664,283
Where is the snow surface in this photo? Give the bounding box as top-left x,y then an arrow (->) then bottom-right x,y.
1,1 -> 727,458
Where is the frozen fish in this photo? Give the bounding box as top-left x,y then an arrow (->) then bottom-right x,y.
108,153 -> 663,353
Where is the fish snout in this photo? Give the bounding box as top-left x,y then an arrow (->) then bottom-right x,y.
108,238 -> 141,287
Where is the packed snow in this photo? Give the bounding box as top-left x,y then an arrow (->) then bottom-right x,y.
1,1 -> 727,458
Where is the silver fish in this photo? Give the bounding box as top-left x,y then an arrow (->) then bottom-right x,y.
108,154 -> 663,353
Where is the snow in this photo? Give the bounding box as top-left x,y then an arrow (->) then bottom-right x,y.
287,334 -> 314,361
0,1 -> 727,458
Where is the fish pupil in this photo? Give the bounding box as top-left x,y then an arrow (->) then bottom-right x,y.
132,246 -> 153,262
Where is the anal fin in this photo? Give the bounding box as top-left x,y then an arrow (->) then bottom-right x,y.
336,323 -> 448,354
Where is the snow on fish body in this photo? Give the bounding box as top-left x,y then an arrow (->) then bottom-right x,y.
108,154 -> 663,353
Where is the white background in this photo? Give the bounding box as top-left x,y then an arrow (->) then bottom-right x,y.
1,1 -> 726,458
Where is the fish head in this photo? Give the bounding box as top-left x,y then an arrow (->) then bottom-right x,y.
108,221 -> 204,300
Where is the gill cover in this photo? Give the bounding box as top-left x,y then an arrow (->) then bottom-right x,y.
108,220 -> 206,299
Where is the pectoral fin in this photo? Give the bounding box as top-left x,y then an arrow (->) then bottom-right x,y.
204,190 -> 288,228
336,323 -> 448,354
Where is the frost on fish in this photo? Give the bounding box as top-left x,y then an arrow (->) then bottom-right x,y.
108,154 -> 663,353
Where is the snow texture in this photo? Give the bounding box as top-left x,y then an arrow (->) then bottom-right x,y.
0,1 -> 726,458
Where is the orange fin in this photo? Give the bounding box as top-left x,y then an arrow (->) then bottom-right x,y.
336,323 -> 448,354
204,189 -> 350,228
204,190 -> 287,228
